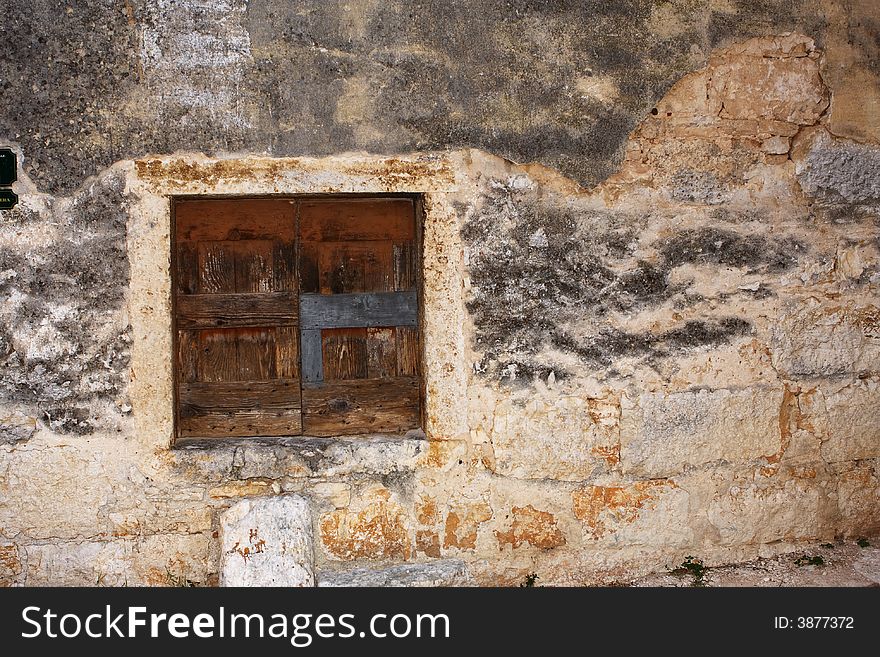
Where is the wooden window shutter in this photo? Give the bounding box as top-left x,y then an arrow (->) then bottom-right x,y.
174,199 -> 301,438
173,196 -> 421,441
299,199 -> 421,436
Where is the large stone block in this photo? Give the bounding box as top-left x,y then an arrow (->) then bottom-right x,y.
317,560 -> 474,587
821,381 -> 880,463
572,480 -> 691,547
488,394 -> 619,481
707,478 -> 833,545
220,495 -> 314,587
793,128 -> 880,203
770,299 -> 879,378
835,463 -> 880,537
620,387 -> 782,477
707,36 -> 828,125
319,486 -> 412,561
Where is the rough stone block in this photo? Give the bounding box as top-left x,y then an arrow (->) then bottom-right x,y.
572,480 -> 691,547
620,387 -> 782,477
793,128 -> 880,203
317,560 -> 474,587
494,505 -> 565,550
220,495 -> 314,587
708,50 -> 827,125
821,381 -> 880,463
707,478 -> 832,545
488,394 -> 619,481
319,486 -> 412,561
770,299 -> 877,377
836,464 -> 880,537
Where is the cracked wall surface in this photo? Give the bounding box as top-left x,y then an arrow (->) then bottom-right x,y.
1,3 -> 879,586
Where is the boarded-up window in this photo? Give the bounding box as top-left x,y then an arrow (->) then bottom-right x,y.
173,197 -> 421,441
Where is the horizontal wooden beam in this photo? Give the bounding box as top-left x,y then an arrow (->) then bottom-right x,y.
179,380 -> 301,412
178,410 -> 302,439
302,377 -> 420,437
299,291 -> 417,330
177,292 -> 298,329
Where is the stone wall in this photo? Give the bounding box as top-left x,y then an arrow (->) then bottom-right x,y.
0,1 -> 878,586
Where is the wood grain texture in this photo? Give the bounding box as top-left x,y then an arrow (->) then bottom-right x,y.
176,242 -> 199,295
299,291 -> 417,329
395,326 -> 421,377
300,242 -> 320,294
300,328 -> 324,383
299,198 -> 415,242
367,327 -> 397,378
177,329 -> 199,383
275,326 -> 299,379
302,377 -> 420,436
236,328 -> 276,380
175,198 -> 296,242
180,380 -> 301,411
318,241 -> 393,294
198,241 -> 237,293
197,329 -> 240,382
322,328 -> 368,380
177,292 -> 297,329
392,241 -> 416,291
233,240 -> 274,292
179,410 -> 302,438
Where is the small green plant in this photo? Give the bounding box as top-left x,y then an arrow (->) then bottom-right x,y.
672,556 -> 708,587
166,567 -> 198,587
857,538 -> 871,548
519,572 -> 539,587
794,554 -> 824,567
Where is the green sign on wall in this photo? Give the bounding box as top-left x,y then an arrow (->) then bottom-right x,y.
0,149 -> 16,186
0,189 -> 18,210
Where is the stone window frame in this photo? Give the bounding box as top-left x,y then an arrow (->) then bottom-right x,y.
126,154 -> 469,451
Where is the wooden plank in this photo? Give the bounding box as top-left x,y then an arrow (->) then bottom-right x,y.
177,292 -> 297,329
176,242 -> 200,295
300,242 -> 319,293
272,240 -> 297,293
302,377 -> 420,436
300,328 -> 323,383
234,240 -> 274,293
175,199 -> 296,242
300,199 -> 415,242
236,328 -> 276,381
317,241 -> 393,294
198,241 -> 237,293
396,326 -> 420,376
322,328 -> 368,380
197,329 -> 239,382
275,326 -> 299,379
179,409 -> 302,438
178,329 -> 199,383
179,380 -> 301,411
392,241 -> 416,291
367,328 -> 397,378
299,291 -> 417,329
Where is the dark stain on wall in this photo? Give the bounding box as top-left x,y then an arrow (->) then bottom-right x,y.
463,183 -> 802,381
0,173 -> 131,434
0,0 -> 838,196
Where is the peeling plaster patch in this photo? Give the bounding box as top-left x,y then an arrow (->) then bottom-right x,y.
140,0 -> 255,131
795,130 -> 880,204
0,172 -> 131,434
462,182 -> 804,381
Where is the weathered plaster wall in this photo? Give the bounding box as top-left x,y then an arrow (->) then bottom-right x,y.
1,2 -> 879,586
